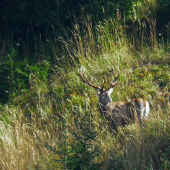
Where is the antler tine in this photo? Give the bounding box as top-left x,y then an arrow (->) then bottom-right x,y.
77,69 -> 102,90
109,66 -> 120,88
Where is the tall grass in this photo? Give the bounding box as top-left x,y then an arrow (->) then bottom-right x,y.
0,12 -> 170,169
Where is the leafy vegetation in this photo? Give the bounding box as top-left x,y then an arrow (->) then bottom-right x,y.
0,0 -> 170,169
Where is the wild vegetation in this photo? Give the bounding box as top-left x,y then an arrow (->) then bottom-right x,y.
0,0 -> 170,169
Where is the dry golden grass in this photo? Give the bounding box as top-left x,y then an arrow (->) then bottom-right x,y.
0,12 -> 170,169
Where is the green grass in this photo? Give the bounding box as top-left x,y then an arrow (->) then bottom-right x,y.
0,14 -> 170,169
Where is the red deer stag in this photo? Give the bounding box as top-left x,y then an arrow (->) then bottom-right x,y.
78,67 -> 150,131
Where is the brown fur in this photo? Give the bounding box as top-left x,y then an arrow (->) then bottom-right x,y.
100,99 -> 149,131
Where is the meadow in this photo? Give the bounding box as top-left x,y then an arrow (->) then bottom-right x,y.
0,1 -> 170,169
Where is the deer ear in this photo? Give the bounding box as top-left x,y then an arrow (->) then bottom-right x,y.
97,89 -> 101,96
107,87 -> 114,96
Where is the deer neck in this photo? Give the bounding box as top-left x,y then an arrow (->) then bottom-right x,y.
99,99 -> 112,117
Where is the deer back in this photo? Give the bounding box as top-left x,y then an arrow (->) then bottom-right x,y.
103,99 -> 149,130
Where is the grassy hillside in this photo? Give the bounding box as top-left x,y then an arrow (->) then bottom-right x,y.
0,6 -> 170,170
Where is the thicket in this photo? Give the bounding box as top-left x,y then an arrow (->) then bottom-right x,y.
0,0 -> 170,169
0,0 -> 170,103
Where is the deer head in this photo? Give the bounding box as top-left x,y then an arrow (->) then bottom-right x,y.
78,67 -> 120,107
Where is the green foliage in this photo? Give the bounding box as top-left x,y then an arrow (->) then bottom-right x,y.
0,1 -> 170,170
0,0 -> 169,44
0,48 -> 52,104
0,48 -> 29,103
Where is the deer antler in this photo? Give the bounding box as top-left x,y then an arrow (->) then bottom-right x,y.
109,66 -> 120,88
78,68 -> 103,90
